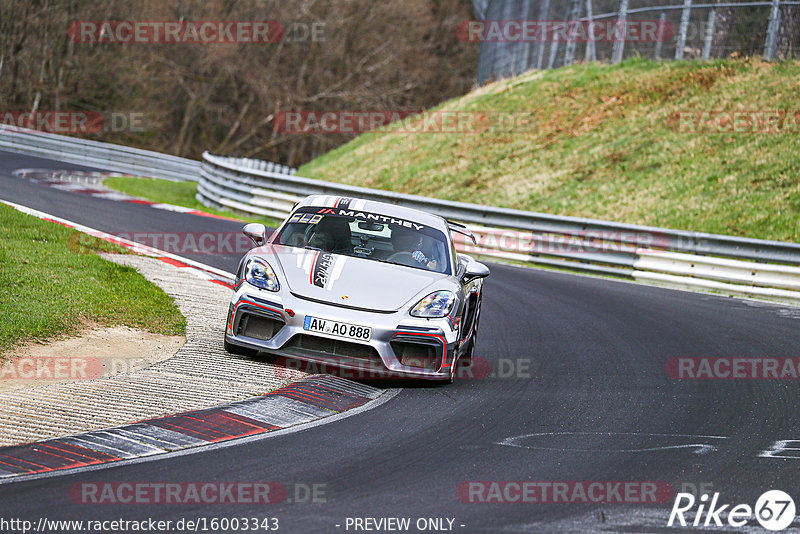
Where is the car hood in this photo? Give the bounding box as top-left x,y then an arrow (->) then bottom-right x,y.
269,247 -> 442,312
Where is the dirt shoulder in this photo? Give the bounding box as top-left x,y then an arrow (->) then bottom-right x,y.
0,325 -> 184,394
0,254 -> 302,446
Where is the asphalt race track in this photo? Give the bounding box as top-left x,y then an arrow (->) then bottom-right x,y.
2,150 -> 800,532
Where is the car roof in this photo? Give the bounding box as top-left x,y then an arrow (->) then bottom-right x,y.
295,195 -> 449,232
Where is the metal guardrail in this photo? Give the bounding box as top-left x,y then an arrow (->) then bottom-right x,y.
0,125 -> 199,182
198,152 -> 800,302
1,128 -> 797,302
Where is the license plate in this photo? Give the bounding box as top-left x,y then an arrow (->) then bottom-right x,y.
303,316 -> 371,341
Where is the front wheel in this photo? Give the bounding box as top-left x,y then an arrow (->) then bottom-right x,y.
461,338 -> 475,363
461,302 -> 481,363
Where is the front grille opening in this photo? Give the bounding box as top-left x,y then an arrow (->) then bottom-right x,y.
392,341 -> 440,371
288,335 -> 379,361
237,313 -> 284,341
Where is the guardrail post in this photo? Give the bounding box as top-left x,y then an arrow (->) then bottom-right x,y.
702,8 -> 716,60
564,0 -> 583,66
654,12 -> 667,60
521,0 -> 536,71
763,0 -> 782,61
535,0 -> 551,69
675,0 -> 693,60
584,0 -> 596,62
548,38 -> 560,68
611,0 -> 629,64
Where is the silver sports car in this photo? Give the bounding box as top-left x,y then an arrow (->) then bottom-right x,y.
224,195 -> 490,382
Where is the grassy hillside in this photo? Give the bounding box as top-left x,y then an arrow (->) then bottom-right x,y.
299,58 -> 800,242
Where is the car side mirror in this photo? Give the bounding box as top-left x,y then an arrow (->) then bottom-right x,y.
462,261 -> 490,283
243,223 -> 267,248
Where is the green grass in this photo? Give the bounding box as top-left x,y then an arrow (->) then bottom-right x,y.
104,176 -> 204,209
0,204 -> 186,354
298,58 -> 800,243
103,176 -> 282,227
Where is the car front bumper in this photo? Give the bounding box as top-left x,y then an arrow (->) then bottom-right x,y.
225,282 -> 460,380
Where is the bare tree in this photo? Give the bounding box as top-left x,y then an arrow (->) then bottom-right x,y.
0,0 -> 478,165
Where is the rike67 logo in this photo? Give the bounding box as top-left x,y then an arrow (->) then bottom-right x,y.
668,490 -> 796,531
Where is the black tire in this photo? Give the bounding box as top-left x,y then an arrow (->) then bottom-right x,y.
461,338 -> 475,362
461,302 -> 481,363
224,336 -> 258,357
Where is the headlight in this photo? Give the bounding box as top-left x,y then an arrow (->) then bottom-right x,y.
410,291 -> 455,318
244,258 -> 280,292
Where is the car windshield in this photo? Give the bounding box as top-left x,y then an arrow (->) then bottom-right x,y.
275,207 -> 451,275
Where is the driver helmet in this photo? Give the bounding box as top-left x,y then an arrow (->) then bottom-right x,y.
391,226 -> 420,252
